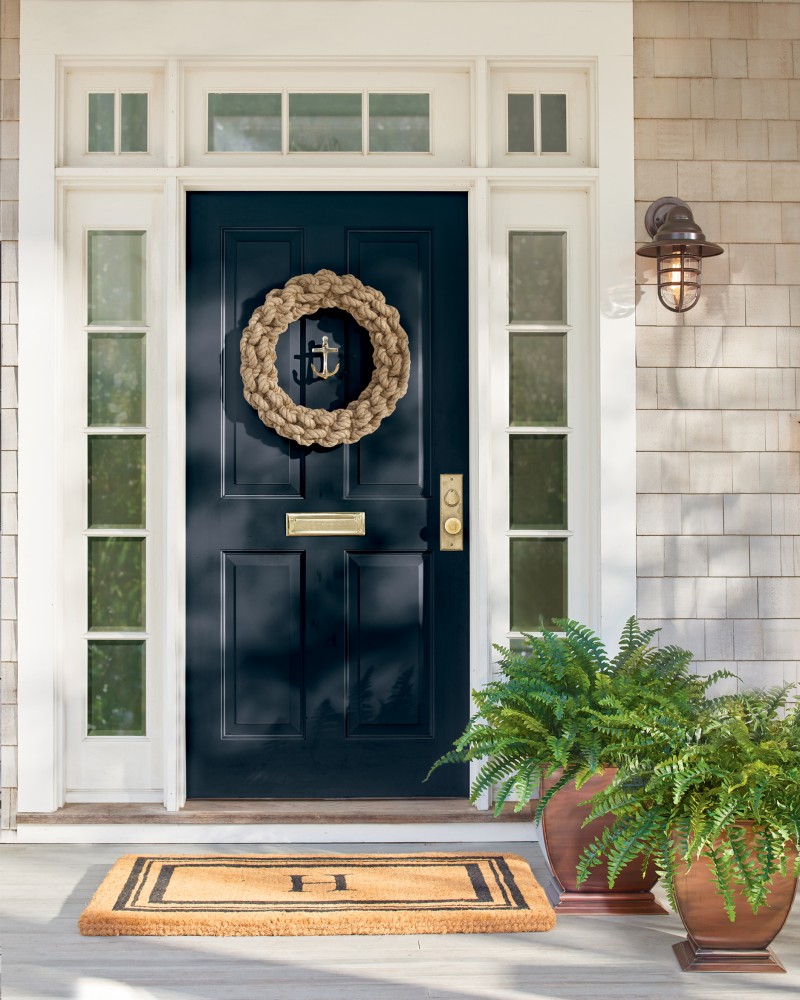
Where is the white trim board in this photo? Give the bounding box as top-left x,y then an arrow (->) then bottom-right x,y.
17,0 -> 636,819
8,823 -> 539,845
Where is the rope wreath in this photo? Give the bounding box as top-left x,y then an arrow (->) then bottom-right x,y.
240,269 -> 411,448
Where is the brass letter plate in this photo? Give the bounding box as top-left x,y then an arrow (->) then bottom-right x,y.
440,474 -> 464,552
286,512 -> 366,537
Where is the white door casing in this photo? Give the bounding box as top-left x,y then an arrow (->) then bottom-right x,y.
16,0 -> 635,815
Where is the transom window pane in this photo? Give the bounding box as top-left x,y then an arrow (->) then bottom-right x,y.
88,93 -> 114,153
288,93 -> 362,152
88,640 -> 146,736
510,332 -> 567,427
369,93 -> 430,152
120,93 -> 148,152
208,93 -> 281,152
541,93 -> 568,153
510,435 -> 567,530
88,435 -> 146,529
507,93 -> 535,153
509,231 -> 566,325
510,538 -> 567,630
88,230 -> 146,326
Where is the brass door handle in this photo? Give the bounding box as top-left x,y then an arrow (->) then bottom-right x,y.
440,475 -> 464,551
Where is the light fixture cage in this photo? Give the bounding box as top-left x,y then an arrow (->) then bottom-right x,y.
636,197 -> 724,314
656,249 -> 702,313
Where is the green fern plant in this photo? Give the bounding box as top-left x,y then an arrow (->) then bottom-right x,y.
428,617 -> 707,819
577,684 -> 800,919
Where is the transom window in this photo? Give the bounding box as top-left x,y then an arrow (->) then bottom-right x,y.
87,92 -> 149,154
206,91 -> 431,154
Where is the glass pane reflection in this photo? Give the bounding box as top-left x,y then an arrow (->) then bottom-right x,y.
288,93 -> 362,152
88,640 -> 145,736
88,537 -> 145,632
369,93 -> 430,152
509,231 -> 566,325
207,93 -> 281,152
510,538 -> 567,631
88,230 -> 146,326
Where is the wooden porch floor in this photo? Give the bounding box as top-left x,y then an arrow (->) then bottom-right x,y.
2,840 -> 799,999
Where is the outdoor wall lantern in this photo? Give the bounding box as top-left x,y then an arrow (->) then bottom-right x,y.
637,197 -> 724,313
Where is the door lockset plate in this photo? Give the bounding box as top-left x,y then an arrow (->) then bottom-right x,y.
440,474 -> 464,552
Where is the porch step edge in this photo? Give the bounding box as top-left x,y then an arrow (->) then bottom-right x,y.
10,822 -> 539,845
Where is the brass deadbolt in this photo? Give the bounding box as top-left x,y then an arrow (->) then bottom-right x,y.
444,489 -> 460,507
444,517 -> 462,536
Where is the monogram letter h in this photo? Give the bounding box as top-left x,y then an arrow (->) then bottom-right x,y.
289,874 -> 350,892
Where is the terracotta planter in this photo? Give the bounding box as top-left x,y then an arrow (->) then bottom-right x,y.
539,768 -> 667,915
672,827 -> 798,973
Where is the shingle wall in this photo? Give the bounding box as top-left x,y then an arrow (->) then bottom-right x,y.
0,1 -> 794,828
0,0 -> 17,830
635,0 -> 800,690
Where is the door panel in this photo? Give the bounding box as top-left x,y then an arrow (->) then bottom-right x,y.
222,551 -> 304,737
186,191 -> 469,798
345,552 -> 431,737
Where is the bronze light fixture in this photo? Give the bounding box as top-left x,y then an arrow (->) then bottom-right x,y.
637,197 -> 724,313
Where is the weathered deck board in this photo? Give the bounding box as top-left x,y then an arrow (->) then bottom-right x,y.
1,842 -> 799,1000
16,799 -> 534,825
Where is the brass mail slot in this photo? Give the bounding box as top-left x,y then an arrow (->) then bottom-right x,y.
286,512 -> 366,537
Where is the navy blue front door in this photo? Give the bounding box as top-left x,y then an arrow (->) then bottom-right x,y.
186,191 -> 469,797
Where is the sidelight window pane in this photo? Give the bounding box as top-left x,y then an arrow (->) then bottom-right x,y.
510,538 -> 567,631
507,93 -> 535,153
88,93 -> 115,153
541,94 -> 568,153
510,332 -> 567,427
120,93 -> 148,152
88,332 -> 146,426
207,93 -> 282,152
369,93 -> 430,152
510,435 -> 567,529
88,537 -> 145,632
289,93 -> 362,152
88,230 -> 146,326
509,231 -> 566,325
88,435 -> 146,529
88,640 -> 146,736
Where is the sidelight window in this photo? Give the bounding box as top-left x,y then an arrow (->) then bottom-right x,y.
507,231 -> 570,631
85,230 -> 149,736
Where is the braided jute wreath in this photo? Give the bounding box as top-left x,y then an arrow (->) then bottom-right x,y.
240,269 -> 411,448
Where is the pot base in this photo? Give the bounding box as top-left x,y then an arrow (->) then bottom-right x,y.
545,881 -> 668,916
673,938 -> 786,974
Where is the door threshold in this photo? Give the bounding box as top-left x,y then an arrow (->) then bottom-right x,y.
12,800 -> 537,844
17,799 -> 534,825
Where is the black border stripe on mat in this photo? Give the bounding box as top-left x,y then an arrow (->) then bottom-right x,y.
113,855 -> 535,914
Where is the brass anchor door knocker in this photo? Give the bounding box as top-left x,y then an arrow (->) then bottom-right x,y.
311,336 -> 340,380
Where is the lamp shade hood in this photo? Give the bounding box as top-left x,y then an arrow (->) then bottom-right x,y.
636,197 -> 724,259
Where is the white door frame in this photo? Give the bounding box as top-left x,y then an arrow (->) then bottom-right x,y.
16,0 -> 635,818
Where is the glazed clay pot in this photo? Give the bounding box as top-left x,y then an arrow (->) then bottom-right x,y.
672,827 -> 798,973
539,768 -> 667,915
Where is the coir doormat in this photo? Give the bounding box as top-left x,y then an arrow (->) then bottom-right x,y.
78,852 -> 556,936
